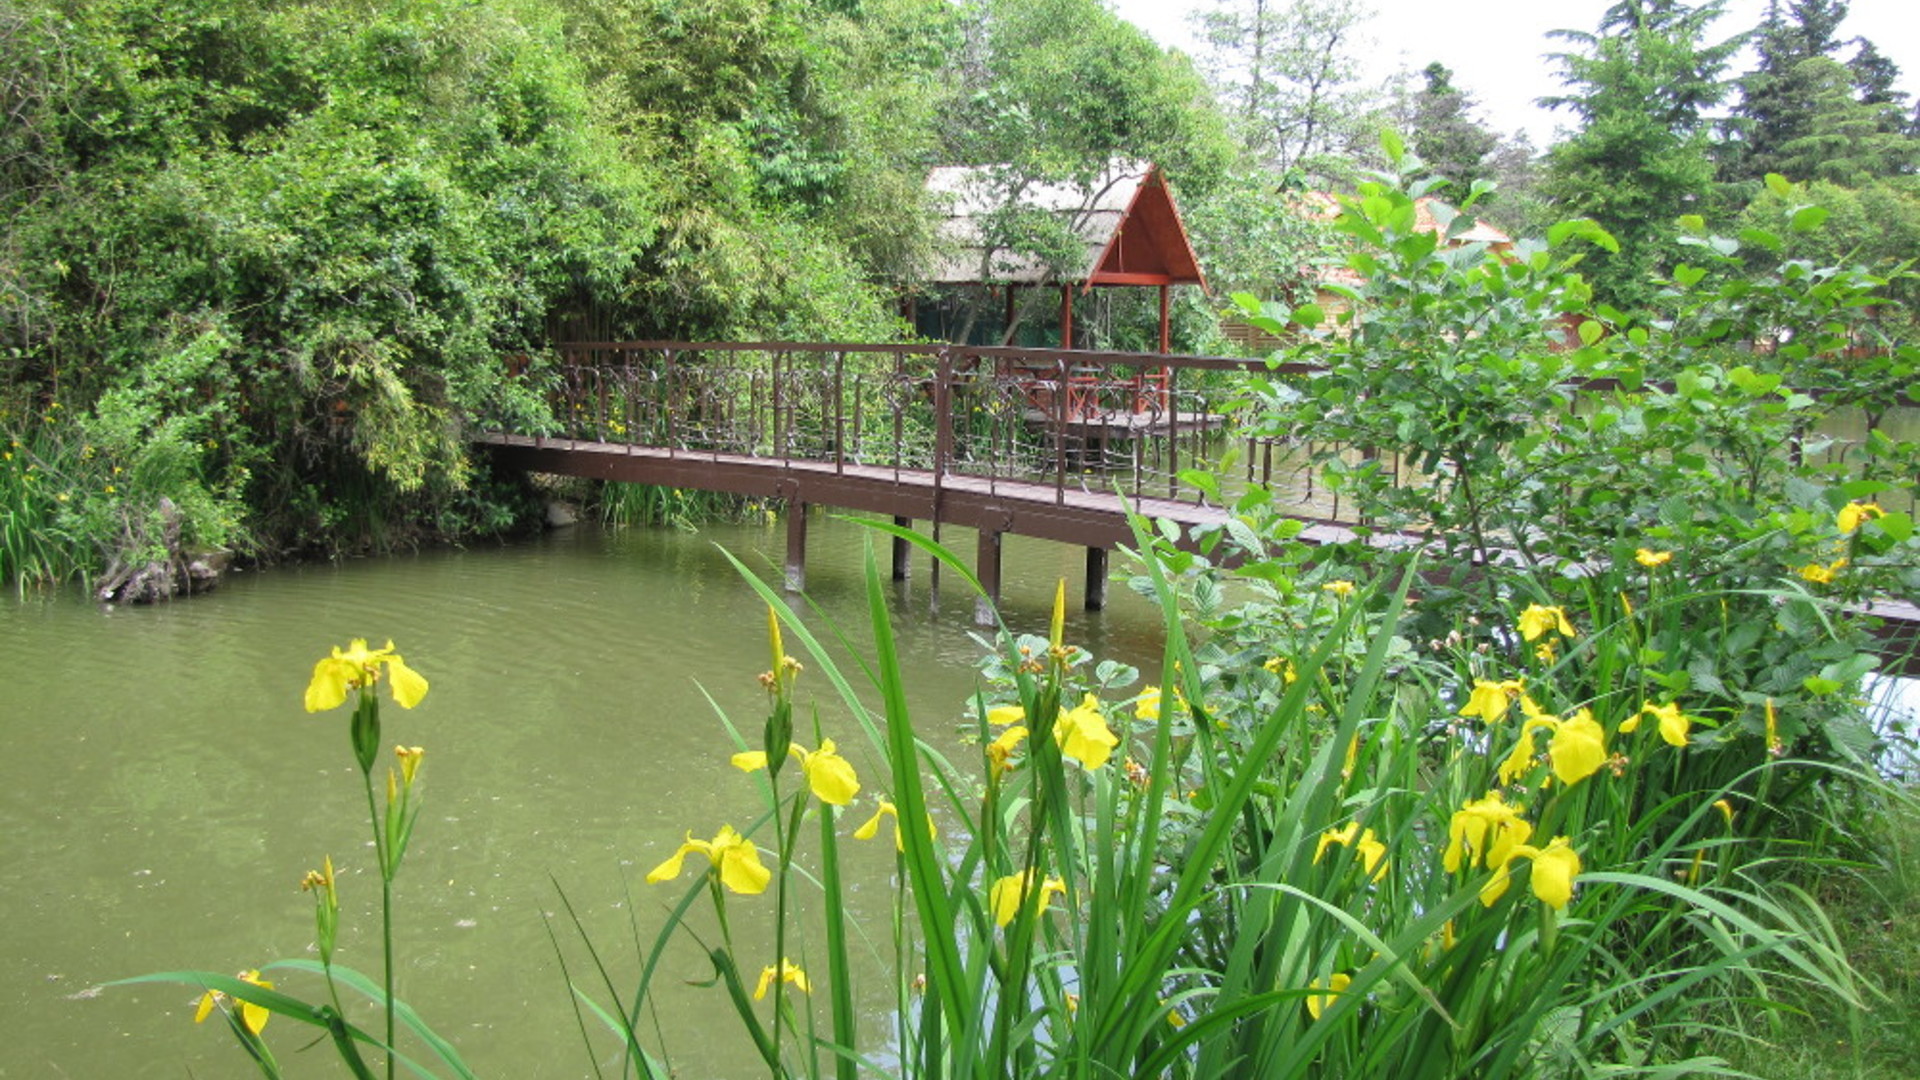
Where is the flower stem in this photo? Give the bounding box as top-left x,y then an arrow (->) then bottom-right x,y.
353,692 -> 396,1080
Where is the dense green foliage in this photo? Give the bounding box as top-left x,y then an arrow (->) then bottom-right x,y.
5,0 -> 1914,583
1541,1 -> 1740,311
1541,0 -> 1919,313
0,0 -> 1241,578
1233,155 -> 1917,770
3,0 -> 655,565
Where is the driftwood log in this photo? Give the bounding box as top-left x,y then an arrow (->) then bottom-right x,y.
96,496 -> 225,604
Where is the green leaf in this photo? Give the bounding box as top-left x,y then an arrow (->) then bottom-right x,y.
1577,319 -> 1604,346
1380,128 -> 1406,165
1765,173 -> 1794,197
1873,510 -> 1913,542
1818,653 -> 1880,687
1790,205 -> 1830,233
1292,303 -> 1325,329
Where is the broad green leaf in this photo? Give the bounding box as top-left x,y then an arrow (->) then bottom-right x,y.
1790,205 -> 1830,233
1874,510 -> 1913,542
1379,128 -> 1406,164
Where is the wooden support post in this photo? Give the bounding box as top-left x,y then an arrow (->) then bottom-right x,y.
975,528 -> 1003,626
1060,284 -> 1074,350
892,516 -> 912,581
1158,284 -> 1171,355
785,500 -> 807,592
1085,546 -> 1108,611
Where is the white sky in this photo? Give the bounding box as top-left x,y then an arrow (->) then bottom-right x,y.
1109,0 -> 1920,148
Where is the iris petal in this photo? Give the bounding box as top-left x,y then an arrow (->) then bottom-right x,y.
304,658 -> 353,713
800,740 -> 860,806
385,657 -> 429,708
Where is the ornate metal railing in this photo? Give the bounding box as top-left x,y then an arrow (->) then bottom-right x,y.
536,341 -> 1279,510
514,341 -> 1916,523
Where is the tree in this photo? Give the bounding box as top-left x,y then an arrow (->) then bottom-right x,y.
1722,0 -> 1916,182
1407,62 -> 1498,198
1190,0 -> 1382,175
921,0 -> 1231,344
1542,0 -> 1740,311
1772,56 -> 1918,185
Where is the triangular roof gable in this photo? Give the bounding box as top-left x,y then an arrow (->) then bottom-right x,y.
1085,165 -> 1207,290
922,161 -> 1207,290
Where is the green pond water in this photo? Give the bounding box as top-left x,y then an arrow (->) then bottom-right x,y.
0,514 -> 1169,1079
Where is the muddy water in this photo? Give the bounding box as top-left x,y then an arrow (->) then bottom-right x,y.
0,515 -> 1167,1079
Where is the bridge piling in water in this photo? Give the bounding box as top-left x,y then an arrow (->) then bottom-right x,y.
891,516 -> 912,581
975,529 -> 1002,626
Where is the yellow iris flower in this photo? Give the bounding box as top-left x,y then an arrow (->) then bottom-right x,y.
1135,686 -> 1162,721
194,970 -> 273,1035
1322,579 -> 1356,598
1517,604 -> 1576,642
1315,821 -> 1388,881
1497,707 -> 1605,787
1305,973 -> 1351,1020
1443,791 -> 1533,873
731,739 -> 860,806
1264,656 -> 1298,683
1620,700 -> 1692,748
1054,694 -> 1119,770
1635,548 -> 1673,567
752,959 -> 810,1000
304,639 -> 429,713
1458,678 -> 1523,723
987,703 -> 1027,727
646,825 -> 770,895
1837,501 -> 1883,534
1798,558 -> 1846,584
988,870 -> 1066,927
987,726 -> 1029,778
1547,708 -> 1606,785
1478,836 -> 1582,910
854,799 -> 937,851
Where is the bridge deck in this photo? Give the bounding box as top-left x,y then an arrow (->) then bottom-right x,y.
479,432 -> 1358,549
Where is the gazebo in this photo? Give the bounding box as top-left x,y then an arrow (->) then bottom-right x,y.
916,159 -> 1208,415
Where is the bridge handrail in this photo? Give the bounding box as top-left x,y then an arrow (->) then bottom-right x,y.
530,340 -> 1915,521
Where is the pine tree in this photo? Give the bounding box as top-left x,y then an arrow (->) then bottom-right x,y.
1543,0 -> 1739,311
1773,56 -> 1918,183
1723,0 -> 1916,180
1408,63 -> 1498,197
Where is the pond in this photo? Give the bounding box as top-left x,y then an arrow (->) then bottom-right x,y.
0,514 -> 1169,1079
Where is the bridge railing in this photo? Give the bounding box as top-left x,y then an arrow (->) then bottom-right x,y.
529,341 -> 1917,524
541,342 -> 1268,509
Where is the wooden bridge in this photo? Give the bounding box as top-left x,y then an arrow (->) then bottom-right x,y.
475,341 -> 1919,672
476,342 -> 1359,621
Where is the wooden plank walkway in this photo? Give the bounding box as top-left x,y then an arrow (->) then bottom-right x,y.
475,432 -> 1360,618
